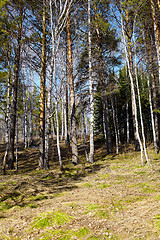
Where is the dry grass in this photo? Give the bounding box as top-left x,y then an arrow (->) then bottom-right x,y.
0,140 -> 160,239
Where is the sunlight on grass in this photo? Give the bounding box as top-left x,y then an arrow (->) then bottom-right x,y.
138,183 -> 158,193
97,173 -> 110,179
154,214 -> 160,229
0,202 -> 12,212
40,227 -> 91,240
30,211 -> 73,229
82,182 -> 93,187
154,194 -> 160,201
98,183 -> 111,188
29,195 -> 48,201
85,203 -> 109,219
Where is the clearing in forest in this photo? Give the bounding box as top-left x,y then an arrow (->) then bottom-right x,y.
0,140 -> 160,240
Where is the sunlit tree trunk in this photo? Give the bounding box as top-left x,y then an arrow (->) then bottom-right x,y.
88,0 -> 94,163
39,0 -> 47,169
3,47 -> 11,175
121,14 -> 144,165
67,11 -> 79,164
125,9 -> 140,151
111,97 -> 119,154
133,23 -> 149,164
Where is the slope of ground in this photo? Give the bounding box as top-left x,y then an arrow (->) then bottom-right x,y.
0,140 -> 160,240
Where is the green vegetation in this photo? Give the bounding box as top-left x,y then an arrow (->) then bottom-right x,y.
39,227 -> 91,240
155,215 -> 160,229
31,211 -> 73,229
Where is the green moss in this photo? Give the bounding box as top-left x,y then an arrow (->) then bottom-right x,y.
31,211 -> 72,229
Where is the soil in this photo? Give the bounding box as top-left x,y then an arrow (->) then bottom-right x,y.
0,139 -> 160,240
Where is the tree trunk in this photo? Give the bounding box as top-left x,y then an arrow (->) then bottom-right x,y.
124,9 -> 140,151
8,5 -> 23,170
88,0 -> 94,163
3,47 -> 11,175
121,14 -> 144,165
111,97 -> 119,154
133,25 -> 149,164
67,11 -> 79,164
150,0 -> 160,85
103,97 -> 111,154
39,0 -> 47,169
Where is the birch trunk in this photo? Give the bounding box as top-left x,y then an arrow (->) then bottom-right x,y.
111,98 -> 119,154
61,97 -> 64,141
125,9 -> 140,151
147,74 -> 158,153
54,58 -> 63,169
143,29 -> 159,150
3,48 -> 11,175
80,91 -> 88,161
126,100 -> 130,144
88,0 -> 94,163
121,14 -> 144,165
133,24 -> 149,165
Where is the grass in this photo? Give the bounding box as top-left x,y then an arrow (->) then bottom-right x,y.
40,227 -> 91,240
0,202 -> 12,211
30,211 -> 73,229
82,182 -> 93,187
155,214 -> 160,229
98,183 -> 111,188
29,195 -> 48,201
0,141 -> 160,239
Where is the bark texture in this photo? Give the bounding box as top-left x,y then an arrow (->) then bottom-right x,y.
67,12 -> 79,164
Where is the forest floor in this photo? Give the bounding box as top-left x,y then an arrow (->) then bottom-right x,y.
0,139 -> 160,240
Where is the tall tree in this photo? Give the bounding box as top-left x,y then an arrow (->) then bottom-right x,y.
67,9 -> 79,164
39,0 -> 47,169
8,1 -> 23,170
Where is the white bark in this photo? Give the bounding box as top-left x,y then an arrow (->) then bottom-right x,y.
126,100 -> 130,143
147,74 -> 158,154
125,64 -> 130,143
80,91 -> 88,161
88,0 -> 94,163
133,22 -> 149,165
121,14 -> 144,165
3,54 -> 11,174
61,96 -> 64,141
111,98 -> 119,154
